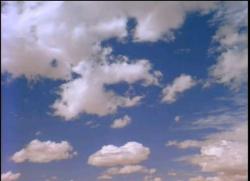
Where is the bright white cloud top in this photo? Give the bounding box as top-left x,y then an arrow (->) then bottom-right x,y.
161,74 -> 196,103
1,171 -> 21,181
111,115 -> 132,129
11,140 -> 77,163
88,142 -> 150,167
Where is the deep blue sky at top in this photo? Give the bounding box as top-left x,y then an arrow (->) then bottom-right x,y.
1,10 -> 240,181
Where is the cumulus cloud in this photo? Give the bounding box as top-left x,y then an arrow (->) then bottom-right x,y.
98,165 -> 156,180
110,115 -> 132,129
168,122 -> 248,181
88,142 -> 150,167
51,57 -> 159,120
11,139 -> 76,163
161,74 -> 197,103
1,1 -> 216,80
209,1 -> 248,89
1,171 -> 21,181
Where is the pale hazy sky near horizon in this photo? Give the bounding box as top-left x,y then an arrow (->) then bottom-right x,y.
1,1 -> 248,181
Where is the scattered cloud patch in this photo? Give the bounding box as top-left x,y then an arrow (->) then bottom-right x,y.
1,171 -> 21,181
161,74 -> 196,103
11,140 -> 77,163
209,1 -> 248,90
98,165 -> 156,180
111,115 -> 132,129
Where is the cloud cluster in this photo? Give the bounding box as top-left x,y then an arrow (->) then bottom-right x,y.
88,142 -> 159,179
167,122 -> 248,181
88,142 -> 150,167
1,172 -> 21,181
110,115 -> 132,129
161,74 -> 196,103
209,1 -> 248,89
11,140 -> 77,163
1,1 -> 216,80
2,2 -> 216,119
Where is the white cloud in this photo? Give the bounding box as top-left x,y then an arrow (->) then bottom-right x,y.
209,2 -> 248,89
168,122 -> 248,181
98,165 -> 156,180
11,139 -> 77,163
88,142 -> 150,167
111,115 -> 132,129
52,57 -> 159,120
1,171 -> 21,181
161,74 -> 196,103
209,48 -> 248,90
175,116 -> 181,122
189,175 -> 247,181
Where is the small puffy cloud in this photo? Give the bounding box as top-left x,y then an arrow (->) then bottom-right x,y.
161,74 -> 196,103
110,115 -> 132,129
11,139 -> 76,163
98,165 -> 156,179
88,142 -> 150,167
174,115 -> 180,122
1,171 -> 21,181
169,122 -> 248,181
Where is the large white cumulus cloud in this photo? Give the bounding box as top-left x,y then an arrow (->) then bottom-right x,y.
88,142 -> 150,167
1,2 -> 216,119
51,55 -> 160,120
11,139 -> 77,163
1,1 -> 216,79
167,122 -> 248,181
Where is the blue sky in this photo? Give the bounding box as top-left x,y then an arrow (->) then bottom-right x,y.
1,2 -> 248,181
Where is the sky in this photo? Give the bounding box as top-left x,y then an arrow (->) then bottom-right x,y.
1,1 -> 248,181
